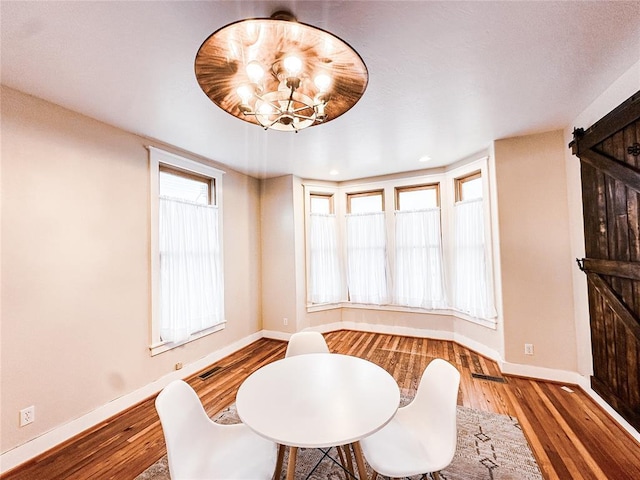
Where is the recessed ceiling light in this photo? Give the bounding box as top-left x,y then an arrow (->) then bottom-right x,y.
419,155 -> 431,162
329,169 -> 339,176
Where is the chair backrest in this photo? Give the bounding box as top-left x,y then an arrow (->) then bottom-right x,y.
155,380 -> 216,479
285,331 -> 330,357
406,358 -> 460,464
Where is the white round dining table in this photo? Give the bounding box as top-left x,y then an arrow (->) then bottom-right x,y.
236,353 -> 400,479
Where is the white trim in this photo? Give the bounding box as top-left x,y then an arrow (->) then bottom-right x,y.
306,302 -> 497,329
0,331 -> 262,474
148,322 -> 226,356
501,361 -> 582,385
261,329 -> 292,342
146,146 -> 226,177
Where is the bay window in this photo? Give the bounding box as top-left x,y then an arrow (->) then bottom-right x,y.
304,156 -> 497,327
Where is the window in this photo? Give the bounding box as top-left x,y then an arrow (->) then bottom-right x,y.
452,172 -> 496,319
396,184 -> 439,210
455,171 -> 482,201
394,184 -> 447,308
308,194 -> 342,304
149,147 -> 225,355
348,190 -> 384,213
310,194 -> 333,214
159,166 -> 212,204
346,191 -> 388,304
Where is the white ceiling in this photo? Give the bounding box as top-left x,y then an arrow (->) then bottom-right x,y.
2,1 -> 639,181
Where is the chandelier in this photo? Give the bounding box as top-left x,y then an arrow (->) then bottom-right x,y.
195,12 -> 368,132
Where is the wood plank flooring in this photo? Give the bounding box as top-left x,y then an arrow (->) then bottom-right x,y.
2,330 -> 640,479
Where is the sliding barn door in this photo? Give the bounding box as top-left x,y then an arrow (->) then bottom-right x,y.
571,91 -> 640,432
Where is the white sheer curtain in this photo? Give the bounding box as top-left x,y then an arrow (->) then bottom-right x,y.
346,212 -> 388,304
159,197 -> 223,342
453,198 -> 496,319
309,213 -> 342,303
394,209 -> 448,308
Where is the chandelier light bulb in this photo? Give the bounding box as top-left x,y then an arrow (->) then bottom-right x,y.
314,74 -> 331,92
283,55 -> 303,76
246,61 -> 264,83
236,85 -> 254,103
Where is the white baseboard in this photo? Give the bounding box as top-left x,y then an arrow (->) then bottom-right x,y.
0,331 -> 263,474
261,329 -> 291,341
500,361 -> 582,385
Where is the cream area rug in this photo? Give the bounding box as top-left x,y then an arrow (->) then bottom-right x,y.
137,401 -> 542,480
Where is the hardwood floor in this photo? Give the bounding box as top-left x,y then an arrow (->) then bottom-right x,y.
3,330 -> 640,479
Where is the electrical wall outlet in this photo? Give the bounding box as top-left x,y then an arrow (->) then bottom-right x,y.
283,317 -> 288,326
175,362 -> 183,370
19,406 -> 35,427
524,343 -> 534,355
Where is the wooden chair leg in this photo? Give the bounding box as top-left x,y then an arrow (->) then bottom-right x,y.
335,446 -> 352,480
341,445 -> 355,477
432,472 -> 441,480
337,445 -> 346,465
273,444 -> 286,480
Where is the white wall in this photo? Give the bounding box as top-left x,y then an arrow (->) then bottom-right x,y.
260,175 -> 298,333
1,86 -> 263,461
494,130 -> 577,372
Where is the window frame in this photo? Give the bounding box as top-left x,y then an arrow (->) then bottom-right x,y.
395,183 -> 440,210
455,170 -> 482,202
346,189 -> 385,213
159,164 -> 215,205
148,146 -> 225,356
310,192 -> 335,214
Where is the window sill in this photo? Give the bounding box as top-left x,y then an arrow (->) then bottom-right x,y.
306,303 -> 497,329
149,321 -> 226,356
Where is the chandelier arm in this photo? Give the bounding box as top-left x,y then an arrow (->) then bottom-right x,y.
285,85 -> 297,113
265,115 -> 283,129
292,114 -> 316,121
289,105 -> 316,114
250,93 -> 284,115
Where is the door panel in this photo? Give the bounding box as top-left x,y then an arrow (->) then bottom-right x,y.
572,90 -> 640,432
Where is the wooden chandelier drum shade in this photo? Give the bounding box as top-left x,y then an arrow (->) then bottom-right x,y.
194,12 -> 368,131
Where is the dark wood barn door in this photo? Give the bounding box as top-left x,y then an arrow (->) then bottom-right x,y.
571,91 -> 640,431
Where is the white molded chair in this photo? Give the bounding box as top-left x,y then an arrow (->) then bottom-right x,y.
359,358 -> 461,480
155,380 -> 277,480
285,331 -> 330,357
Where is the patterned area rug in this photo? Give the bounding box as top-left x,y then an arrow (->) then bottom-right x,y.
137,400 -> 542,480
